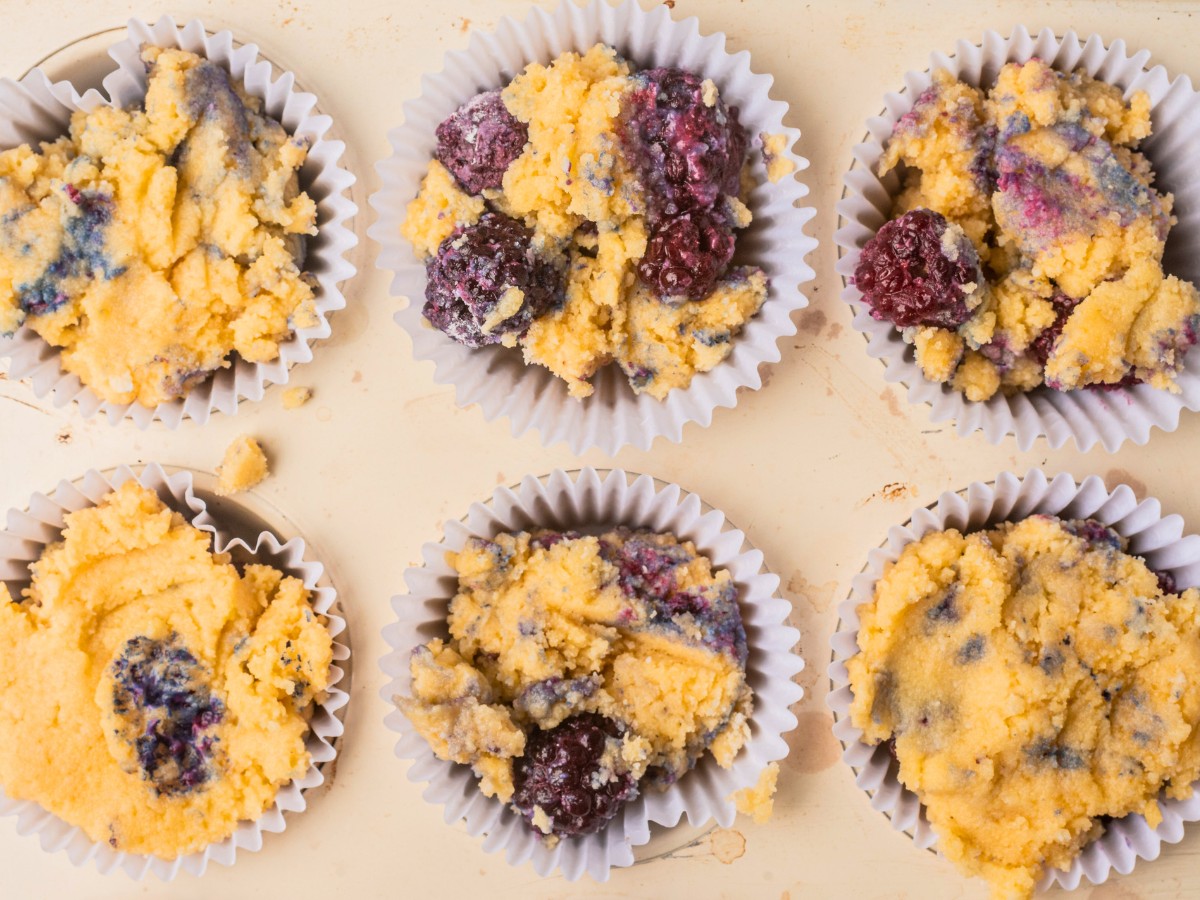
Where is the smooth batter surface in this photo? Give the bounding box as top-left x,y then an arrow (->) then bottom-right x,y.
847,516 -> 1200,899
404,45 -> 767,399
0,482 -> 333,858
879,60 -> 1200,399
398,529 -> 752,828
0,47 -> 318,407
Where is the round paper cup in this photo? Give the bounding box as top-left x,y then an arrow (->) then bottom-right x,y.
369,0 -> 816,455
828,469 -> 1200,891
379,467 -> 804,880
834,26 -> 1200,452
0,16 -> 358,428
0,463 -> 350,878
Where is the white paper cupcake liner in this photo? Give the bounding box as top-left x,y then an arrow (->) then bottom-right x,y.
379,467 -> 803,880
369,0 -> 816,455
834,26 -> 1200,452
828,469 -> 1200,892
0,16 -> 358,428
0,463 -> 350,879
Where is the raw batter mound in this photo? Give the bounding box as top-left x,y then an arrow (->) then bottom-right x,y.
0,482 -> 333,858
398,528 -> 752,842
0,46 -> 318,407
854,61 -> 1200,400
404,44 -> 768,399
847,515 -> 1200,899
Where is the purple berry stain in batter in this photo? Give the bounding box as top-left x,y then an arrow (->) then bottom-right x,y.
108,634 -> 224,796
604,533 -> 747,662
17,188 -> 123,317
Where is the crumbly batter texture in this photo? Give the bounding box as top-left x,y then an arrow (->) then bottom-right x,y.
281,385 -> 312,409
847,515 -> 1200,899
760,133 -> 795,183
404,44 -> 768,399
0,482 -> 333,858
215,434 -> 269,495
732,760 -> 779,824
0,47 -> 318,407
866,60 -> 1200,399
398,528 -> 752,840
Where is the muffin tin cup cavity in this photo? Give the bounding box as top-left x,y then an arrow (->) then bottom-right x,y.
0,463 -> 350,879
827,469 -> 1200,892
379,467 -> 804,881
368,0 -> 816,455
0,15 -> 358,428
833,26 -> 1200,452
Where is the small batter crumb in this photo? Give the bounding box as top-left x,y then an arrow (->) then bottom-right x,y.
760,133 -> 795,183
215,436 -> 269,496
281,386 -> 312,409
732,760 -> 779,824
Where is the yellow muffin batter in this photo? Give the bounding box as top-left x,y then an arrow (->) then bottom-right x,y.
398,528 -> 751,839
732,760 -> 779,824
215,434 -> 269,496
0,47 -> 318,407
877,61 -> 1200,399
405,45 -> 766,399
847,516 -> 1200,899
0,482 -> 333,858
619,267 -> 768,399
280,385 -> 312,409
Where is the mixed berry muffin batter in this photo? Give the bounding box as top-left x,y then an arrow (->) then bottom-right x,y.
0,47 -> 318,407
0,482 -> 333,858
398,528 -> 753,842
854,60 -> 1200,401
847,515 -> 1200,899
402,44 -> 772,400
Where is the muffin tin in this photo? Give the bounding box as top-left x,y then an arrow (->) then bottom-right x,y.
3,2 -> 1200,898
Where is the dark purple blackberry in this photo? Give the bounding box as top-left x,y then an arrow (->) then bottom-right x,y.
1030,292 -> 1081,369
853,208 -> 982,329
511,714 -> 638,838
637,208 -> 736,301
529,530 -> 582,551
423,211 -> 563,348
108,634 -> 223,796
435,90 -> 529,195
619,68 -> 748,221
1155,570 -> 1178,595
